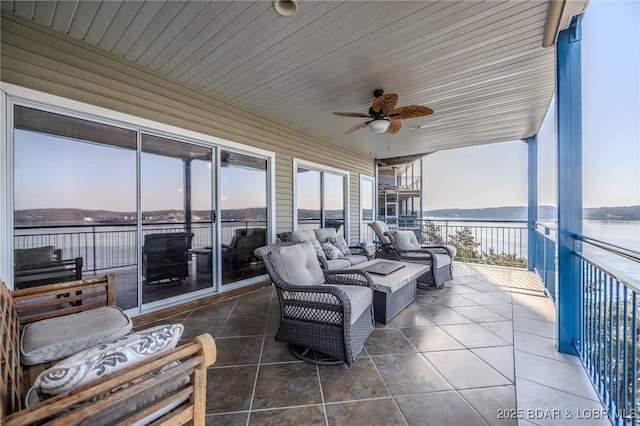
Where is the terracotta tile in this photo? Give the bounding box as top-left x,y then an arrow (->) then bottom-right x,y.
395,391 -> 488,426
206,365 -> 257,413
325,399 -> 406,426
252,362 -> 322,409
319,357 -> 390,402
364,328 -> 417,355
214,336 -> 264,366
249,405 -> 325,425
371,353 -> 452,394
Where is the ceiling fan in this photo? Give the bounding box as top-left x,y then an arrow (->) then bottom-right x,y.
332,89 -> 433,134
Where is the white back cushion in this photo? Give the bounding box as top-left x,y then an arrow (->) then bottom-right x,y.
389,230 -> 421,250
289,230 -> 316,242
314,228 -> 337,243
370,221 -> 391,244
272,242 -> 325,286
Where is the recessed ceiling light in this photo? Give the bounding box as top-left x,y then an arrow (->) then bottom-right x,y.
410,125 -> 422,130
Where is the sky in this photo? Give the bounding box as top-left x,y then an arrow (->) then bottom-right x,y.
422,0 -> 640,211
13,1 -> 639,214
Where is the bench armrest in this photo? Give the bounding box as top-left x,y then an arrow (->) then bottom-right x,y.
12,275 -> 116,326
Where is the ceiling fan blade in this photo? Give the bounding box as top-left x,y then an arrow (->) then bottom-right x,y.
333,112 -> 370,117
371,93 -> 398,113
345,121 -> 372,134
387,118 -> 402,134
389,105 -> 434,119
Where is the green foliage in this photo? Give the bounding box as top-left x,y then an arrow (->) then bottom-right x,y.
448,227 -> 481,260
483,248 -> 528,267
422,219 -> 445,245
447,227 -> 528,268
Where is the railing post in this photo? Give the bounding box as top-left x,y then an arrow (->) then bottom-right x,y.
92,225 -> 97,273
525,135 -> 537,271
556,14 -> 584,355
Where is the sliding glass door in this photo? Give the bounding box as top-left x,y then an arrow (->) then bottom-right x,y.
10,100 -> 272,313
140,134 -> 215,305
219,150 -> 268,285
12,105 -> 139,309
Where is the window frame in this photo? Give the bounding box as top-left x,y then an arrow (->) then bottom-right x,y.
1,83 -> 276,314
293,158 -> 350,237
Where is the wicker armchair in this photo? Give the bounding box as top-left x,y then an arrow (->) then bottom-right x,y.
384,230 -> 454,289
254,242 -> 375,367
368,220 -> 457,259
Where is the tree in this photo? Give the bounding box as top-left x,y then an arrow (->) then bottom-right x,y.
422,219 -> 445,245
448,227 -> 480,260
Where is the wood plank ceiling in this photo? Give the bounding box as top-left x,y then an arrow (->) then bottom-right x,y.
0,0 -> 587,160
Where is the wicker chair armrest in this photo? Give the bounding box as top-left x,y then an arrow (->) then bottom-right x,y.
419,245 -> 453,256
347,245 -> 368,256
395,249 -> 435,262
323,270 -> 373,287
277,284 -> 354,323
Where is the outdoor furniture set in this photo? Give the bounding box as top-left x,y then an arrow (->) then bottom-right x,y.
255,225 -> 456,366
0,275 -> 217,425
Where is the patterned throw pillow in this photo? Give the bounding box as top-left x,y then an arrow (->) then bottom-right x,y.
34,324 -> 184,396
321,242 -> 344,259
330,235 -> 352,256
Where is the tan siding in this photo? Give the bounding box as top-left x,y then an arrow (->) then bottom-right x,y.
0,12 -> 373,241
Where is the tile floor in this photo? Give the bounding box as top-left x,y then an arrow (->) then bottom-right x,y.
141,263 -> 610,425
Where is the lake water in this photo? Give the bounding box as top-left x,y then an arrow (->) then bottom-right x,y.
14,219 -> 640,285
427,218 -> 639,286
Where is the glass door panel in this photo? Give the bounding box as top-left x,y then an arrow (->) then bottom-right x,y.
12,106 -> 139,309
323,173 -> 345,235
220,150 -> 268,285
361,176 -> 374,241
141,134 -> 214,304
297,168 -> 321,230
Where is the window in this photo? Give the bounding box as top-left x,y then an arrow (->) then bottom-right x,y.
360,175 -> 375,242
295,160 -> 348,236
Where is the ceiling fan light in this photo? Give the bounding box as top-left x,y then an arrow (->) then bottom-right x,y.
369,119 -> 390,133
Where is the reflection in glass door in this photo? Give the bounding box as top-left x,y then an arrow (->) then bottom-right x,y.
12,106 -> 139,310
220,150 -> 268,285
141,134 -> 214,304
324,173 -> 345,235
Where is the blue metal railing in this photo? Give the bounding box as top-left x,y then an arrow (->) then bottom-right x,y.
535,223 -> 558,300
577,237 -> 640,426
535,224 -> 640,425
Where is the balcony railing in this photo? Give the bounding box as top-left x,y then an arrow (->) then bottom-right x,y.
381,217 -> 528,267
14,221 -> 267,273
578,237 -> 640,425
535,226 -> 640,425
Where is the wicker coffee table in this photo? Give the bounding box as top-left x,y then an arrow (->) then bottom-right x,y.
355,259 -> 429,324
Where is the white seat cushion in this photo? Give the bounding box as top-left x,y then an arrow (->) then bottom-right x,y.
343,255 -> 368,266
325,259 -> 351,270
21,306 -> 133,366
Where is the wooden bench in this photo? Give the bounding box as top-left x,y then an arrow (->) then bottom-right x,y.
1,275 -> 217,425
